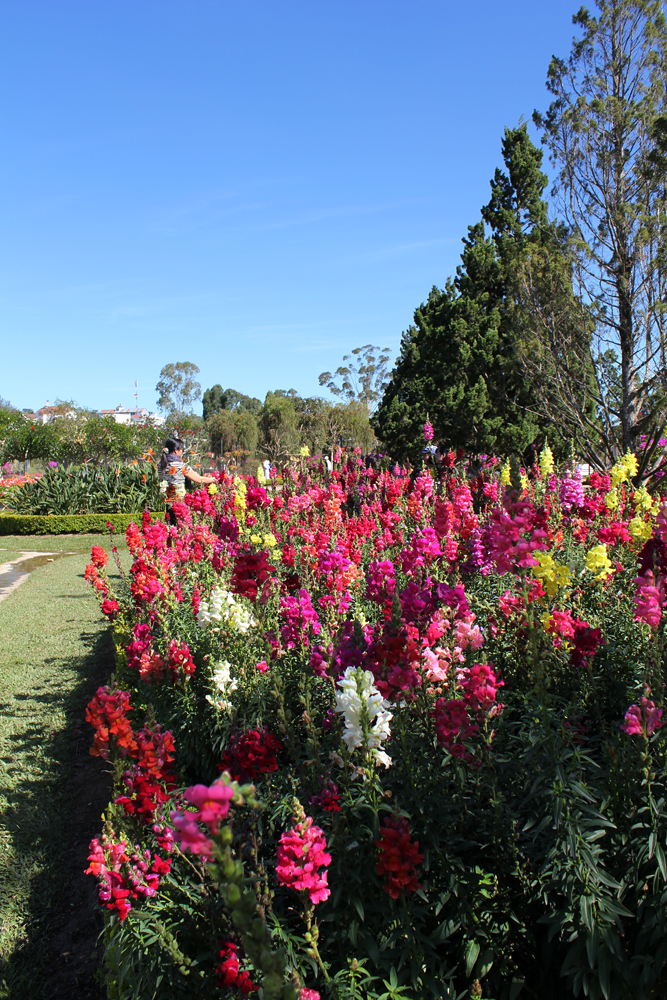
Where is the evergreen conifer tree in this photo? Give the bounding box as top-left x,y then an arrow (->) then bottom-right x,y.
375,125 -> 570,463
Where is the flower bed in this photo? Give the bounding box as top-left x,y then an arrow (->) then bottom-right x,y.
83,452 -> 667,999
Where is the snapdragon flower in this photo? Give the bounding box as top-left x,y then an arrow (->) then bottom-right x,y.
206,660 -> 238,711
197,585 -> 256,633
585,544 -> 613,581
335,666 -> 393,768
539,445 -> 554,478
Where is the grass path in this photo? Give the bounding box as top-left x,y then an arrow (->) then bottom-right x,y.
0,534 -> 125,999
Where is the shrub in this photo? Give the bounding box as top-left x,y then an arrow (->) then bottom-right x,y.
0,513 -> 162,535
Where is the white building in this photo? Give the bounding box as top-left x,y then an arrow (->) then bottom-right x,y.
98,406 -> 165,427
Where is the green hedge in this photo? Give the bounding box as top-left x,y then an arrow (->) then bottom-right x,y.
0,512 -> 163,535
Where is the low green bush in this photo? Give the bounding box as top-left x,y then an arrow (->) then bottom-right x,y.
0,512 -> 162,535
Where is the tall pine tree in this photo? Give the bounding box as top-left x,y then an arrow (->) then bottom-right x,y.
375,125 -> 570,463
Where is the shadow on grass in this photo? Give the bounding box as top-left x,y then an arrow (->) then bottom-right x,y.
0,626 -> 115,1000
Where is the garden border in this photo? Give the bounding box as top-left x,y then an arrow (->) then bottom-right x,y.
0,512 -> 162,535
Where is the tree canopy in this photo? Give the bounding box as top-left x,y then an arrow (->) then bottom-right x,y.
155,362 -> 202,417
529,0 -> 667,476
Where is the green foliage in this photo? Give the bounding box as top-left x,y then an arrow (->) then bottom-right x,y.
258,392 -> 301,462
0,406 -> 163,467
155,362 -> 202,417
2,465 -> 161,516
207,409 -> 259,458
319,346 -> 392,414
203,386 -> 262,421
0,512 -> 160,535
375,126 -> 562,464
0,408 -> 58,464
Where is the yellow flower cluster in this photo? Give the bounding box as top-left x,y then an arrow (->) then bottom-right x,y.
532,551 -> 571,598
249,531 -> 278,548
300,446 -> 310,458
233,476 -> 247,524
632,485 -> 653,513
610,451 -> 638,488
605,488 -> 619,511
628,515 -> 652,545
539,444 -> 554,478
585,543 -> 613,581
500,461 -> 511,487
207,483 -> 218,496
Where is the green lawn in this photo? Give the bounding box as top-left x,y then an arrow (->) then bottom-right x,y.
0,534 -> 126,998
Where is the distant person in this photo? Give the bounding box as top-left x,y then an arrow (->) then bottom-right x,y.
262,459 -> 272,479
158,437 -> 216,526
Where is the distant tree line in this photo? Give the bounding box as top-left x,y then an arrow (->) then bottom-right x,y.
0,401 -> 163,469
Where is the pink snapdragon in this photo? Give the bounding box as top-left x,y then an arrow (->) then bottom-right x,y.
460,663 -> 503,711
634,570 -> 665,630
279,588 -> 321,649
276,810 -> 331,904
621,696 -> 664,737
433,698 -> 478,756
182,782 -> 236,833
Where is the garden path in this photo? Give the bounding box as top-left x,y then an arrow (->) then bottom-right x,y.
0,551 -> 76,605
0,535 -> 124,1000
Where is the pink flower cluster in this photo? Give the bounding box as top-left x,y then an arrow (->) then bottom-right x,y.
170,779 -> 240,859
275,812 -> 331,904
434,662 -> 503,758
279,588 -> 321,649
85,832 -> 171,921
621,695 -> 664,737
483,502 -> 548,575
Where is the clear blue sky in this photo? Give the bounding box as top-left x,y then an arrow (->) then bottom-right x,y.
1,0 -> 579,414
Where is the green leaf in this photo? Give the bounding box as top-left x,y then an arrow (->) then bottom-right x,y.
465,940 -> 480,978
510,978 -> 525,1000
656,843 -> 667,881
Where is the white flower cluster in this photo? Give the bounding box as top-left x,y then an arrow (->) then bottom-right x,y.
205,659 -> 238,712
335,666 -> 393,768
197,585 -> 256,633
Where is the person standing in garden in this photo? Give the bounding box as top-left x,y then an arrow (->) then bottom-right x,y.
159,437 -> 216,525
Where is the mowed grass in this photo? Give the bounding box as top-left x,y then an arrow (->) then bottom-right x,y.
0,534 -> 127,997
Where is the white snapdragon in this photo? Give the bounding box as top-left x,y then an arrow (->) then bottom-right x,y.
206,659 -> 238,711
335,666 -> 393,768
197,585 -> 256,633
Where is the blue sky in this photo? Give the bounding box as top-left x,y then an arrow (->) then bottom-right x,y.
0,0 -> 579,414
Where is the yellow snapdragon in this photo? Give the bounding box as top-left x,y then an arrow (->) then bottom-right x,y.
610,450 -> 638,488
300,445 -> 310,458
233,476 -> 247,524
532,551 -> 572,598
263,532 -> 278,548
605,488 -> 619,511
632,485 -> 653,512
628,514 -> 652,545
539,444 -> 554,478
585,543 -> 613,581
207,483 -> 218,496
500,461 -> 511,487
